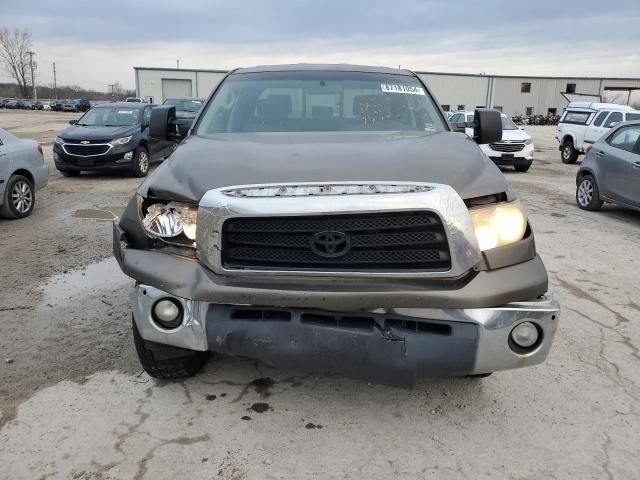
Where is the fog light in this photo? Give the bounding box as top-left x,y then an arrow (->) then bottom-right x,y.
124,151 -> 133,160
152,298 -> 183,329
510,321 -> 539,348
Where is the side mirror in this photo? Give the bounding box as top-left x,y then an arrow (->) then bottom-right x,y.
68,120 -> 77,125
609,122 -> 619,128
150,105 -> 177,140
473,109 -> 502,144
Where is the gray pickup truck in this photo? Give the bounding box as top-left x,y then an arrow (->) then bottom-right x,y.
114,64 -> 559,386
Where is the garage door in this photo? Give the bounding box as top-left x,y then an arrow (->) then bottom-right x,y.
161,79 -> 193,102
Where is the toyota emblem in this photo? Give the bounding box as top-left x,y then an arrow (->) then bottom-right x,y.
310,231 -> 351,258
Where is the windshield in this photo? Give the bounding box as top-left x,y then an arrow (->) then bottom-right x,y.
195,71 -> 446,134
501,116 -> 518,130
77,107 -> 140,126
164,99 -> 203,113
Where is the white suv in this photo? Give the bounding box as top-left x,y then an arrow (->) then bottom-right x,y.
556,102 -> 640,164
450,111 -> 535,172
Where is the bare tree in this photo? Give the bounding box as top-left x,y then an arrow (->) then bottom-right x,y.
0,27 -> 33,98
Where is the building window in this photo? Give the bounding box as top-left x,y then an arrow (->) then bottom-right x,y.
457,104 -> 465,111
493,106 -> 503,112
548,108 -> 557,115
521,83 -> 532,93
525,107 -> 534,116
566,83 -> 576,94
441,104 -> 450,111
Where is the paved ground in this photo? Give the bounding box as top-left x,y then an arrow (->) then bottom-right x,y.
0,110 -> 639,479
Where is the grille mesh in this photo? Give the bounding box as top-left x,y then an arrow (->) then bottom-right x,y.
64,144 -> 110,156
222,211 -> 451,271
489,142 -> 525,152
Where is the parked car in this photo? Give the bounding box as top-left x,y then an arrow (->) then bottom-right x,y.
33,101 -> 44,110
557,102 -> 640,164
4,100 -> 19,109
0,128 -> 48,219
53,102 -> 175,177
125,97 -> 144,103
61,100 -> 78,112
15,100 -> 25,109
21,100 -> 34,110
451,111 -> 534,172
162,97 -> 204,132
114,64 -> 559,385
0,99 -> 7,108
576,120 -> 640,212
74,98 -> 91,112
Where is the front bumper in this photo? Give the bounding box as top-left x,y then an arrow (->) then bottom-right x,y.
132,283 -> 559,385
53,145 -> 135,171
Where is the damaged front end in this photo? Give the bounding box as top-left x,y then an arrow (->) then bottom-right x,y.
114,181 -> 559,386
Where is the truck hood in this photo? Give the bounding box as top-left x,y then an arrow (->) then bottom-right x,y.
59,124 -> 139,142
139,131 -> 508,202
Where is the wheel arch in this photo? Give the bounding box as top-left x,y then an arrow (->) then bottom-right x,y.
561,134 -> 577,148
10,168 -> 35,185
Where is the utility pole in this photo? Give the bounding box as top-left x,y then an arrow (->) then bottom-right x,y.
27,50 -> 37,100
108,84 -> 115,98
176,59 -> 180,69
53,62 -> 57,100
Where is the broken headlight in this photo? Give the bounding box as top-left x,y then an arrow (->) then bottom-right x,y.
139,199 -> 197,241
469,200 -> 527,251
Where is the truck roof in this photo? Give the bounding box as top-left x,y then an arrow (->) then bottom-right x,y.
233,63 -> 413,76
566,101 -> 635,112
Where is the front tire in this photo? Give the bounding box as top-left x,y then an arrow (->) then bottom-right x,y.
132,319 -> 209,379
0,175 -> 35,219
561,140 -> 578,164
576,174 -> 604,211
130,147 -> 150,177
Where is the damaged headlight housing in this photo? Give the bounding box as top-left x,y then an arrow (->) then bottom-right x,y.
469,200 -> 527,251
139,198 -> 197,242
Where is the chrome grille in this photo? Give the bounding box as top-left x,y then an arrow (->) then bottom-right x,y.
63,143 -> 111,156
489,142 -> 525,152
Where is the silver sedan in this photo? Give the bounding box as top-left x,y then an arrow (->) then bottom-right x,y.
0,128 -> 48,219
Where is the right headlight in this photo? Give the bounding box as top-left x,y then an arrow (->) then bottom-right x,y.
139,199 -> 197,241
469,200 -> 527,251
55,136 -> 64,145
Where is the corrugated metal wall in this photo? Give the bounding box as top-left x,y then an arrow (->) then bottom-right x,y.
136,67 -> 640,115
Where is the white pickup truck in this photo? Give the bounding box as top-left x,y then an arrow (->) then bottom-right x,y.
556,102 -> 640,163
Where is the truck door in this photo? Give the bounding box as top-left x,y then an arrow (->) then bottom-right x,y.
596,124 -> 640,205
584,110 -> 610,145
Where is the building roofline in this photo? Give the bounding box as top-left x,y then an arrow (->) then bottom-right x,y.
133,66 -> 640,82
414,70 -> 640,82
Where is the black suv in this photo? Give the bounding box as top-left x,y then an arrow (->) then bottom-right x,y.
53,102 -> 175,177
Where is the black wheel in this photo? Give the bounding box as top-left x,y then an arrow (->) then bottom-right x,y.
514,163 -> 531,173
60,170 -> 81,177
132,319 -> 209,379
576,174 -> 604,211
0,174 -> 35,219
467,373 -> 493,378
561,140 -> 578,164
130,147 -> 150,177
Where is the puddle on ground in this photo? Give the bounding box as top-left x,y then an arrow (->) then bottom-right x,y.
72,206 -> 126,222
42,257 -> 129,308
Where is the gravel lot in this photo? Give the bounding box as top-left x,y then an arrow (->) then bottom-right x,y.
1,110 -> 639,479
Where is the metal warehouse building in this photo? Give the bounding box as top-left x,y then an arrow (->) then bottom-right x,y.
134,66 -> 640,115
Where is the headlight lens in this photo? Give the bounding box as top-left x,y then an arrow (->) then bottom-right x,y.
141,201 -> 197,240
55,136 -> 63,144
112,135 -> 132,145
469,200 -> 527,251
524,138 -> 533,145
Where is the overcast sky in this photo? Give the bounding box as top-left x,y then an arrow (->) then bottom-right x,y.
2,0 -> 640,91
